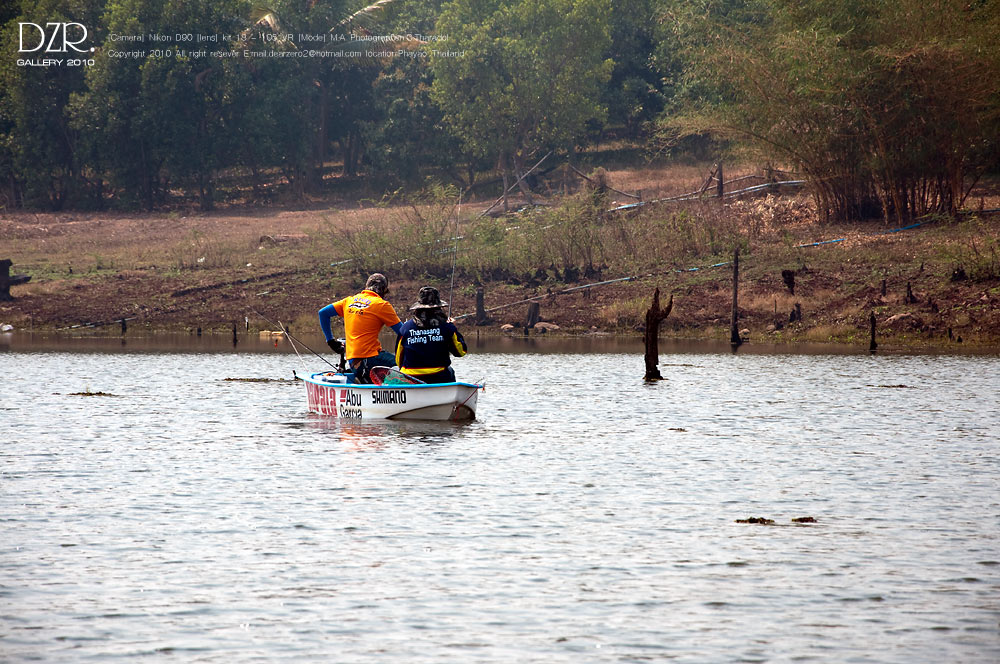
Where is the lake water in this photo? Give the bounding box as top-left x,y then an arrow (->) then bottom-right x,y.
2,336 -> 999,662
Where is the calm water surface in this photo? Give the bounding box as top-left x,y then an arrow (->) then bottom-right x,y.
2,339 -> 999,662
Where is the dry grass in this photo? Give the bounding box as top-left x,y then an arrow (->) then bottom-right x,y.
596,295 -> 649,328
744,291 -> 799,315
599,163 -> 762,202
799,323 -> 859,342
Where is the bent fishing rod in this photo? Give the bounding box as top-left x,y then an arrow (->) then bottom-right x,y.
248,306 -> 340,371
447,189 -> 462,319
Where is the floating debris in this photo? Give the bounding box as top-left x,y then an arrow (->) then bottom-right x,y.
736,517 -> 775,525
792,516 -> 817,523
69,391 -> 116,397
867,384 -> 915,389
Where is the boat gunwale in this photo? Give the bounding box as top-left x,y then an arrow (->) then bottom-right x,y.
304,372 -> 482,390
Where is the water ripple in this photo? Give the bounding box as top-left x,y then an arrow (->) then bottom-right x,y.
1,349 -> 998,662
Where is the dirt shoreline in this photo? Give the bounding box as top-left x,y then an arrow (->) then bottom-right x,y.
3,193 -> 999,351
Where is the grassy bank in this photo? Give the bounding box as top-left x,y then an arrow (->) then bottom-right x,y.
2,162 -> 999,350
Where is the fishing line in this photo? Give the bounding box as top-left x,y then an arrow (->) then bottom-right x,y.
278,320 -> 306,364
249,306 -> 338,370
447,189 -> 462,318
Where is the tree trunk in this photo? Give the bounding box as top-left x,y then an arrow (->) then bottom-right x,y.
500,154 -> 510,213
512,152 -> 535,205
643,288 -> 673,381
730,247 -> 742,346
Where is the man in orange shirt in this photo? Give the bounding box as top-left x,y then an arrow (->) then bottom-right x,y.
318,273 -> 403,383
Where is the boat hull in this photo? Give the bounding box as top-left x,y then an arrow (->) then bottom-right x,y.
303,372 -> 480,421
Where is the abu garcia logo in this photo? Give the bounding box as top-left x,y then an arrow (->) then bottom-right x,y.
17,21 -> 94,67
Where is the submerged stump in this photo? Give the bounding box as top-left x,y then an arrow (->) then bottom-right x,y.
730,248 -> 742,347
643,288 -> 673,381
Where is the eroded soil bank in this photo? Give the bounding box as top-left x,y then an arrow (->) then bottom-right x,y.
2,185 -> 998,351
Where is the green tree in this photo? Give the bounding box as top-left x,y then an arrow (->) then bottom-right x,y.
601,0 -> 664,138
0,0 -> 106,209
431,0 -> 613,209
71,0 -> 249,210
359,0 -> 487,187
659,0 -> 1000,222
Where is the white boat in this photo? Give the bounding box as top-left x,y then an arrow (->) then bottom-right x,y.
303,371 -> 482,421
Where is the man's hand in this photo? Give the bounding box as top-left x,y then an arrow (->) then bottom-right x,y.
327,338 -> 345,354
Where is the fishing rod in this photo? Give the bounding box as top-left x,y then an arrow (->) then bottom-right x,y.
278,319 -> 306,365
447,189 -> 462,319
249,306 -> 339,371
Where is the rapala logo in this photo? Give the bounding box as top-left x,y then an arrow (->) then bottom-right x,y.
18,22 -> 92,53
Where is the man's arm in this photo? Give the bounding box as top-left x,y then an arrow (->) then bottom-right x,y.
449,324 -> 468,357
395,334 -> 405,367
318,303 -> 340,341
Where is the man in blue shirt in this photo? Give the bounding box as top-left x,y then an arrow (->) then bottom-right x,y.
318,273 -> 403,383
395,286 -> 467,384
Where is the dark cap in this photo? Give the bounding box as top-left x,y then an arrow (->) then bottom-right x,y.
365,273 -> 389,296
409,286 -> 448,310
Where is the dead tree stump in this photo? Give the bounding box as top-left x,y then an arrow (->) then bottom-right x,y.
781,269 -> 795,295
524,302 -> 540,335
869,312 -> 877,353
475,287 -> 489,326
643,288 -> 673,381
0,259 -> 31,301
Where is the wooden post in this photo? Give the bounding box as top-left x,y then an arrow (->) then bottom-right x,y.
730,247 -> 741,346
120,318 -> 127,335
475,286 -> 488,325
880,279 -> 887,297
232,321 -> 238,347
643,288 -> 673,381
0,259 -> 31,301
869,312 -> 877,353
716,162 -> 724,198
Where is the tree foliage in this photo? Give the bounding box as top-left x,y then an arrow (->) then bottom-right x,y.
660,0 -> 1000,222
1,0 -> 997,218
430,0 -> 613,194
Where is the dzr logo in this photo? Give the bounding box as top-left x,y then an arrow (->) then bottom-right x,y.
19,22 -> 91,53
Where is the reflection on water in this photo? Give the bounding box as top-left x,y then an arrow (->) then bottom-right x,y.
1,347 -> 999,662
7,329 -> 996,356
301,415 -> 469,451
